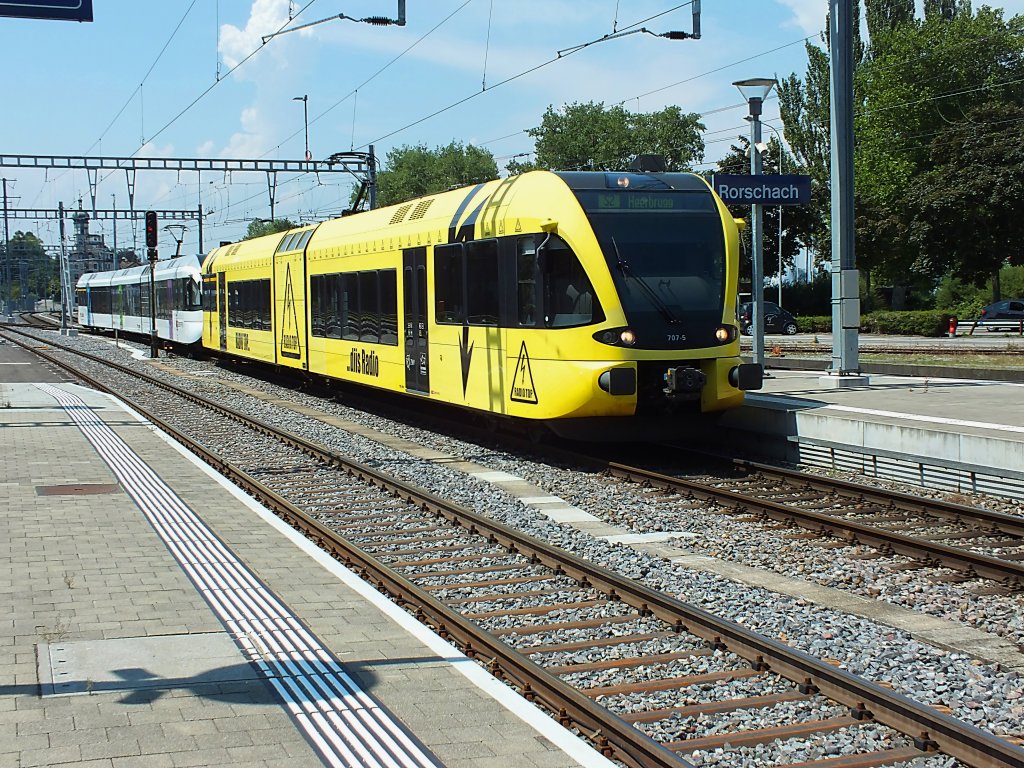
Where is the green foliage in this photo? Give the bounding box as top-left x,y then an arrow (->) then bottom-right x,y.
935,266 -> 1024,318
376,142 -> 498,207
244,218 -> 297,240
778,273 -> 832,316
908,102 -> 1024,285
797,315 -> 832,333
794,310 -> 956,336
0,231 -> 55,301
782,3 -> 1024,300
861,310 -> 952,336
513,101 -> 705,173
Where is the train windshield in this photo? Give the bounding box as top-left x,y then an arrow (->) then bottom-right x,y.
580,189 -> 726,345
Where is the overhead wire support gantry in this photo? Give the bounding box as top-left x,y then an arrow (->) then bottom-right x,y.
0,151 -> 377,223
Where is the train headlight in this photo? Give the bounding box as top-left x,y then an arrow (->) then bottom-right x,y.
715,325 -> 737,343
593,327 -> 637,347
616,176 -> 630,188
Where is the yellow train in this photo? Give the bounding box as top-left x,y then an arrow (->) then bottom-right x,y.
201,170 -> 761,438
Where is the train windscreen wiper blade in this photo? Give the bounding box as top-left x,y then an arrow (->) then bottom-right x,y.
611,237 -> 681,324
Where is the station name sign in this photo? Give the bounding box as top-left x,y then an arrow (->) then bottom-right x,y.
0,0 -> 92,21
712,174 -> 811,205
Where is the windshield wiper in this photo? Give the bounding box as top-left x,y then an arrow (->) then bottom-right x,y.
611,237 -> 681,324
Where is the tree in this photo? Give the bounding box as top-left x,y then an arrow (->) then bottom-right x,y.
375,142 -> 498,207
508,101 -> 704,174
244,218 -> 296,240
856,5 -> 1024,299
780,1 -> 1024,306
0,231 -> 54,301
908,102 -> 1024,299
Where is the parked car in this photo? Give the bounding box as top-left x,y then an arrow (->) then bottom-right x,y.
978,298 -> 1024,330
738,301 -> 799,335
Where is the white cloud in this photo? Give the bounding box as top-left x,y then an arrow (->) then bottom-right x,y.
222,106 -> 274,158
219,0 -> 293,69
137,141 -> 177,158
776,0 -> 827,36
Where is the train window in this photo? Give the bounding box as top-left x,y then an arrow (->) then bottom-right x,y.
277,233 -> 296,252
516,238 -> 538,327
184,279 -> 202,312
434,243 -> 465,324
310,275 -> 324,336
130,283 -> 141,316
543,237 -> 603,328
297,230 -> 314,250
258,280 -> 267,328
308,269 -> 397,345
359,271 -> 379,343
340,273 -> 357,340
380,270 -> 398,345
465,240 -> 498,325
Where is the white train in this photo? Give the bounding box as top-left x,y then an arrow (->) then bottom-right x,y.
76,255 -> 204,345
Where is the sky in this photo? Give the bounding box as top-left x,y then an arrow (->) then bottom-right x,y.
2,0 -> 1023,256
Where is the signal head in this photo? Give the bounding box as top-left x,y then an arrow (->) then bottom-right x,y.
145,211 -> 158,248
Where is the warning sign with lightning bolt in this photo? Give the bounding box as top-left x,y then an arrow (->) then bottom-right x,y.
510,341 -> 537,404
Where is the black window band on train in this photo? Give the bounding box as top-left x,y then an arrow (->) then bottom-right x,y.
227,278 -> 271,331
83,277 -> 200,319
435,234 -> 604,331
309,269 -> 398,346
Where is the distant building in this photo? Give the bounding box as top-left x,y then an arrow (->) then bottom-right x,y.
68,208 -> 115,288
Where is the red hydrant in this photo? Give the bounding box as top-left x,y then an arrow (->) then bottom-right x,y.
948,316 -> 958,337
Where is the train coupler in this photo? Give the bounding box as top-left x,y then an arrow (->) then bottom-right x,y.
663,365 -> 706,399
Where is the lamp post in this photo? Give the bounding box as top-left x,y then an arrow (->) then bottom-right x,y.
733,77 -> 777,371
763,122 -> 786,307
293,95 -> 310,161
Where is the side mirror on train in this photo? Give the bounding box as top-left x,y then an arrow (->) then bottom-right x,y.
540,218 -> 558,233
734,218 -> 747,231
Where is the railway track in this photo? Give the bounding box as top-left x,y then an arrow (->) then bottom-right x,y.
5,326 -> 1024,767
578,451 -> 1024,593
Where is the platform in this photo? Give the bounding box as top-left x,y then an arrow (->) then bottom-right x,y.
0,355 -> 607,767
716,368 -> 1024,498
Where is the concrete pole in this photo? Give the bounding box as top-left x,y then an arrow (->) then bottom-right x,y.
829,0 -> 861,376
112,194 -> 118,270
3,178 -> 11,317
59,201 -> 68,331
748,102 -> 765,370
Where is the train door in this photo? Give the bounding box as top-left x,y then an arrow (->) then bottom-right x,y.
217,272 -> 227,351
403,247 -> 429,394
140,269 -> 152,336
273,248 -> 308,370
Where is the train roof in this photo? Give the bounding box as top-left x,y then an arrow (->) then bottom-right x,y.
552,171 -> 711,192
199,170 -> 718,273
201,225 -> 318,273
76,255 -> 203,289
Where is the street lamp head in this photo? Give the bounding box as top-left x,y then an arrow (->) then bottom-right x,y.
732,78 -> 778,101
733,78 -> 777,117
293,95 -> 307,102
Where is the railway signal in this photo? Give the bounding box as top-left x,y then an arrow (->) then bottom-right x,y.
145,210 -> 158,359
145,210 -> 158,249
